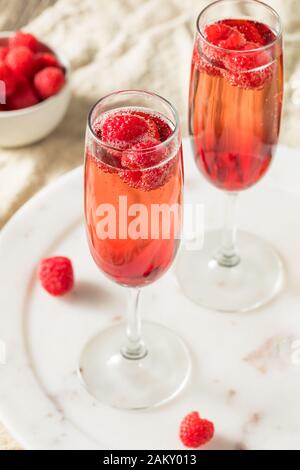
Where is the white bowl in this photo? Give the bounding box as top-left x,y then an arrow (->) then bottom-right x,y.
0,32 -> 71,148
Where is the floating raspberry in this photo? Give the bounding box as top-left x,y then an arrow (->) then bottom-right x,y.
35,52 -> 60,71
0,62 -> 17,97
141,162 -> 175,190
223,19 -> 264,45
101,113 -> 148,146
201,20 -> 275,89
9,31 -> 39,52
219,29 -> 246,50
152,114 -> 173,141
255,21 -> 276,45
34,66 -> 65,99
204,23 -> 233,46
224,42 -> 270,72
135,111 -> 175,142
226,67 -> 273,89
99,112 -> 159,150
119,168 -> 143,189
180,412 -> 215,448
6,46 -> 36,78
202,23 -> 244,67
38,256 -> 74,296
7,79 -> 39,110
0,47 -> 9,61
132,111 -> 161,140
119,155 -> 176,191
121,139 -> 163,169
224,42 -> 272,89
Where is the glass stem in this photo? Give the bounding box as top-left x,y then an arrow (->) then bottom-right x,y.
216,192 -> 240,268
121,288 -> 147,360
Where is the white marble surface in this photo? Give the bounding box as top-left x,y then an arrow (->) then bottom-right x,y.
0,139 -> 300,450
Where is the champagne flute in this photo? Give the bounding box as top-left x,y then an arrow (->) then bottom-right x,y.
79,90 -> 190,409
177,0 -> 284,312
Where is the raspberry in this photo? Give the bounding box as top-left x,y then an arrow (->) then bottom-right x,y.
121,139 -> 163,169
180,412 -> 214,448
38,256 -> 74,296
0,47 -> 9,61
119,155 -> 176,191
219,29 -> 246,50
223,19 -> 264,45
7,79 -> 39,110
204,23 -> 233,46
132,112 -> 161,141
9,31 -> 39,52
141,162 -> 175,190
99,112 -> 159,150
225,42 -> 270,72
0,62 -> 17,97
119,169 -> 143,189
6,46 -> 36,78
34,66 -> 65,99
35,52 -> 60,71
255,22 -> 276,45
102,114 -> 148,144
205,23 -> 245,50
226,67 -> 273,89
192,43 -> 222,77
224,42 -> 272,89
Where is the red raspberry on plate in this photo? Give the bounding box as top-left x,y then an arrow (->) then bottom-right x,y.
180,411 -> 215,448
38,256 -> 74,296
6,46 -> 36,78
34,66 -> 65,99
100,113 -> 159,150
9,31 -> 39,52
35,52 -> 61,71
0,62 -> 17,97
7,79 -> 39,110
121,139 -> 163,169
0,47 -> 9,61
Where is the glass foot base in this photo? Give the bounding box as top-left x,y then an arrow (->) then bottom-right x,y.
176,231 -> 284,313
78,321 -> 191,410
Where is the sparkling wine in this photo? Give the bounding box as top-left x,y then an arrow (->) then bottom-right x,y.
85,107 -> 183,287
189,19 -> 283,191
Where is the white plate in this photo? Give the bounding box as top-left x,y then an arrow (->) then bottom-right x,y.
1,139 -> 300,450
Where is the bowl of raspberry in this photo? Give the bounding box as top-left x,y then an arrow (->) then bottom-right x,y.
0,31 -> 71,148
